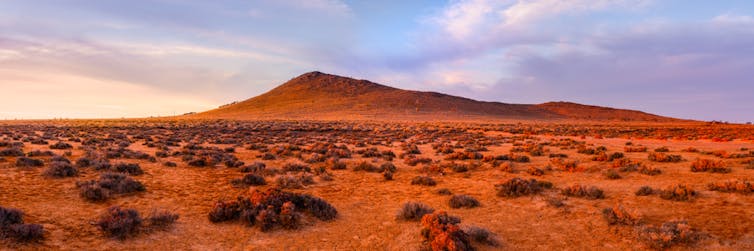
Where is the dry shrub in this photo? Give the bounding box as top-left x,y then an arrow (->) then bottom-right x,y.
96,206 -> 142,239
602,205 -> 641,225
639,165 -> 662,176
326,158 -> 347,170
448,195 -> 480,209
464,225 -> 500,247
561,184 -> 605,199
405,157 -> 432,166
396,202 -> 435,221
494,177 -> 551,197
275,174 -> 314,189
240,162 -> 266,173
550,158 -> 580,172
146,209 -> 179,229
638,220 -> 701,249
659,184 -> 697,201
383,171 -> 393,181
436,188 -> 452,195
15,157 -> 43,167
707,179 -> 754,194
411,176 -> 437,186
353,161 -> 380,172
208,189 -> 337,231
77,172 -> 145,201
43,161 -> 78,178
647,152 -> 682,163
420,211 -> 472,251
527,166 -> 544,176
282,162 -> 311,173
690,158 -> 730,173
604,169 -> 621,179
635,186 -> 654,196
111,162 -> 144,175
0,206 -> 43,242
624,146 -> 647,152
231,174 -> 267,187
592,152 -> 624,162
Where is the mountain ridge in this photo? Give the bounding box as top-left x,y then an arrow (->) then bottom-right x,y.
196,71 -> 680,122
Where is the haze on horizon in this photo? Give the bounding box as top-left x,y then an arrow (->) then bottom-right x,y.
0,0 -> 752,122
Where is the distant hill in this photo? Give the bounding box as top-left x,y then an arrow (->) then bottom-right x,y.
196,71 -> 678,122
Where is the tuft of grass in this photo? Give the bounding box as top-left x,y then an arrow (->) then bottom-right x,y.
561,184 -> 605,200
495,177 -> 551,197
396,202 -> 435,221
448,194 -> 480,209
411,176 -> 437,186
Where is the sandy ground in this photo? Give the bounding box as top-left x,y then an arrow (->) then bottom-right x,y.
1,128 -> 754,250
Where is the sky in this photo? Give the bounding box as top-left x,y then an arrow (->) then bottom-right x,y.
0,0 -> 753,122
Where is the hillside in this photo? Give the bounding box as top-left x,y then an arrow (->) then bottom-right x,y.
196,71 -> 677,121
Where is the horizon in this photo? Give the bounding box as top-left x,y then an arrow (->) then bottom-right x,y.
1,1 -> 753,122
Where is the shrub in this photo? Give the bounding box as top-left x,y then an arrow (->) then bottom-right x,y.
231,174 -> 267,187
437,188 -> 452,195
635,186 -> 654,196
396,202 -> 434,221
654,146 -> 670,152
383,171 -> 393,181
96,206 -> 142,239
690,158 -> 730,173
188,158 -> 208,167
561,184 -> 605,199
50,141 -> 72,149
464,225 -> 500,247
411,176 -> 437,186
240,162 -> 266,173
15,157 -> 43,167
353,161 -> 380,172
659,184 -> 697,201
639,165 -> 662,176
8,223 -> 44,241
647,152 -> 682,163
112,163 -> 144,175
550,158 -> 580,172
527,166 -> 544,176
449,194 -> 480,209
43,161 -> 78,178
624,146 -> 647,152
208,189 -> 337,231
420,211 -> 472,251
0,147 -> 24,157
546,197 -> 566,208
707,179 -> 754,194
146,209 -> 179,229
275,174 -> 314,189
0,207 -> 23,227
638,220 -> 701,249
602,205 -> 641,225
604,169 -> 621,179
77,172 -> 145,201
327,158 -> 347,170
495,177 -> 551,197
282,162 -> 311,173
163,161 -> 177,167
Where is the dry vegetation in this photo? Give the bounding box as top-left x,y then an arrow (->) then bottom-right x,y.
0,119 -> 753,249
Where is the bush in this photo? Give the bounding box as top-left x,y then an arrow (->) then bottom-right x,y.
50,141 -> 72,149
15,157 -> 43,167
353,161 -> 380,172
561,184 -> 605,199
527,166 -> 544,176
411,176 -> 437,186
77,172 -> 144,201
0,147 -> 24,157
635,186 -> 654,196
8,223 -> 44,241
96,206 -> 142,239
327,158 -> 347,170
188,158 -> 208,167
146,209 -> 179,229
396,202 -> 434,221
282,162 -> 310,173
604,169 -> 621,179
275,174 -> 314,189
690,158 -> 730,173
383,171 -> 393,181
654,146 -> 670,152
707,179 -> 754,194
602,205 -> 641,225
550,158 -> 580,172
495,177 -> 551,197
437,188 -> 452,195
648,152 -> 682,163
639,165 -> 662,176
208,189 -> 337,231
380,162 -> 397,173
420,211 -> 472,251
639,220 -> 701,249
43,161 -> 78,178
112,163 -> 144,175
464,225 -> 499,247
231,174 -> 267,187
163,161 -> 177,167
449,194 -> 480,209
659,184 -> 697,201
0,207 -> 23,227
240,162 -> 266,173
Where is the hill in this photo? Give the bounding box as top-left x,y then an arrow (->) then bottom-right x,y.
196,71 -> 677,122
